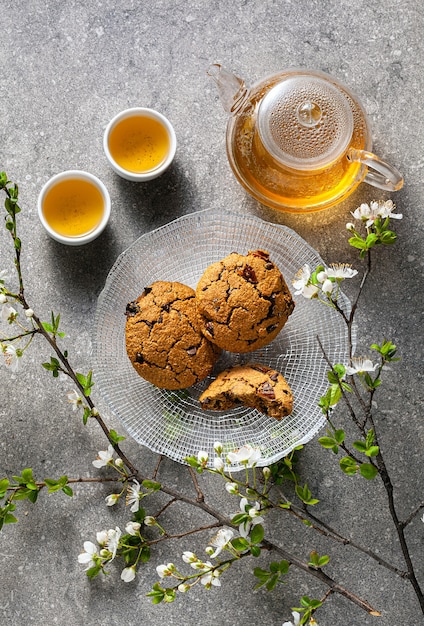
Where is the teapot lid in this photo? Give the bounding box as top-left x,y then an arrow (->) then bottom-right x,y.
257,74 -> 354,170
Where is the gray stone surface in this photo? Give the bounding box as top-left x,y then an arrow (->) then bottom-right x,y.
0,1 -> 423,625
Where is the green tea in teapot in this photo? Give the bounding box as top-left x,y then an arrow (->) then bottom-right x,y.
209,65 -> 403,212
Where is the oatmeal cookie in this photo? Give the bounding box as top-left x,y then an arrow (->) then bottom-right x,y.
199,363 -> 293,419
195,249 -> 294,353
125,281 -> 220,390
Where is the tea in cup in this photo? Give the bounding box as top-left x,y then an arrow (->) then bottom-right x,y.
103,107 -> 177,181
37,170 -> 111,245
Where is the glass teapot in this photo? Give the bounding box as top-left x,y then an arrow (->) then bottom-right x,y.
208,64 -> 403,213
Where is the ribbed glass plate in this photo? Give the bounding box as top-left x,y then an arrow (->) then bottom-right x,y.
93,208 -> 351,470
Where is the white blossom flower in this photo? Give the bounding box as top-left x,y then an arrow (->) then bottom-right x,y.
3,344 -> 21,372
143,516 -> 156,527
0,293 -> 7,304
283,610 -> 301,626
105,493 -> 119,507
121,565 -> 136,582
96,530 -> 109,546
213,457 -> 225,471
182,551 -> 197,564
327,263 -> 358,280
238,498 -> 264,538
377,199 -> 402,220
227,444 -> 261,467
126,480 -> 141,512
66,390 -> 82,412
199,563 -> 221,588
292,264 -> 312,294
1,303 -> 17,322
156,563 -> 175,578
207,527 -> 234,559
351,200 -> 401,227
125,521 -> 141,535
78,541 -> 98,570
197,450 -> 209,464
346,357 -> 379,376
351,202 -> 380,226
92,444 -> 114,468
106,526 -> 121,560
421,513 -> 424,523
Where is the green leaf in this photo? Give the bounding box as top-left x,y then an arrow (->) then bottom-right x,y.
366,446 -> 380,457
82,407 -> 91,425
231,537 -> 250,552
365,232 -> 379,247
0,478 -> 10,496
147,583 -> 165,604
86,564 -> 102,579
360,463 -> 378,480
318,436 -> 337,449
142,480 -> 161,491
4,512 -> 18,524
339,456 -> 359,476
334,429 -> 345,444
163,588 -> 176,603
348,234 -> 367,250
250,545 -> 261,557
109,429 -> 126,444
62,485 -> 73,497
21,468 -> 34,483
250,523 -> 264,545
266,574 -> 279,591
353,440 -> 367,453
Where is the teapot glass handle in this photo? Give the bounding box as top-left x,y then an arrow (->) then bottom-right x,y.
347,148 -> 404,192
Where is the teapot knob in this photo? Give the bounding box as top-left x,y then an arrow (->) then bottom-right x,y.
297,101 -> 322,127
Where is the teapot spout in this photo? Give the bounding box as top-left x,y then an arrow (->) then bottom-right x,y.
207,63 -> 249,115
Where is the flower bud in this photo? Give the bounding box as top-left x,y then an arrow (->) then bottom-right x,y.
144,516 -> 156,526
262,466 -> 271,479
197,450 -> 209,464
213,457 -> 224,471
213,441 -> 223,455
225,482 -> 239,494
178,583 -> 190,593
24,308 -> 34,318
105,493 -> 119,506
205,546 -> 214,556
125,521 -> 141,535
182,551 -> 197,563
115,457 -> 124,468
346,222 -> 355,231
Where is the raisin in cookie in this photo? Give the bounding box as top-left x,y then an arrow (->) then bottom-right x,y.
125,281 -> 220,390
199,363 -> 293,419
196,250 -> 294,353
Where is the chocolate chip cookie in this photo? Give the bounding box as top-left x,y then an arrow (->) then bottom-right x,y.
125,281 -> 221,390
199,363 -> 293,419
195,249 -> 295,353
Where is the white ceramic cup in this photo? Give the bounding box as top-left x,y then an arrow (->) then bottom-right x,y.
37,170 -> 111,245
103,107 -> 177,181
